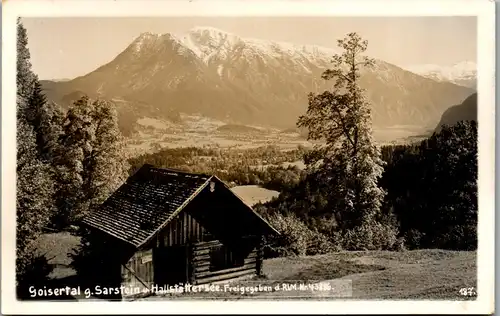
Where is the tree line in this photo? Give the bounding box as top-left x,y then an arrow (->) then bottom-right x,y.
16,20 -> 129,297
256,120 -> 477,256
128,145 -> 306,191
379,120 -> 477,250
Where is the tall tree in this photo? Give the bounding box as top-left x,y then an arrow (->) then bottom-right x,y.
297,33 -> 393,248
54,96 -> 129,227
53,97 -> 93,227
16,99 -> 55,277
38,102 -> 65,163
18,19 -> 64,163
16,19 -> 57,294
16,18 -> 35,102
66,98 -> 130,286
30,81 -> 65,162
16,102 -> 54,294
83,98 -> 129,213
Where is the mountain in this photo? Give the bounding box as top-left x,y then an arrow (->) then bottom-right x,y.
42,27 -> 475,133
435,93 -> 477,132
46,78 -> 72,82
404,61 -> 476,89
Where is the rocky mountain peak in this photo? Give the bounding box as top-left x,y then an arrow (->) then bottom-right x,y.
42,27 -> 476,133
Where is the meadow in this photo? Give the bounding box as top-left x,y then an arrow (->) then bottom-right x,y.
33,232 -> 475,301
144,249 -> 477,300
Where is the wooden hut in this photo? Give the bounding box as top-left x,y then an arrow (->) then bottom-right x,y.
81,164 -> 279,298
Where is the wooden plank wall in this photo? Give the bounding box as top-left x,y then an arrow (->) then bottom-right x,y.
158,211 -> 208,247
191,240 -> 258,285
121,249 -> 154,291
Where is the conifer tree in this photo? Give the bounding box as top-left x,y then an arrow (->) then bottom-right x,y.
18,19 -> 64,163
30,81 -> 65,162
16,19 -> 56,292
17,19 -> 64,236
16,18 -> 35,102
16,100 -> 55,291
298,33 -> 395,249
26,80 -> 46,123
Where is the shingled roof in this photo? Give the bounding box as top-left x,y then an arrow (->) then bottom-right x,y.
82,165 -> 212,247
82,164 -> 278,248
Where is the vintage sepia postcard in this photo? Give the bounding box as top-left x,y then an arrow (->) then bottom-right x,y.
1,0 -> 495,314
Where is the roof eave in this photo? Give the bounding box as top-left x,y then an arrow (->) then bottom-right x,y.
80,219 -> 141,248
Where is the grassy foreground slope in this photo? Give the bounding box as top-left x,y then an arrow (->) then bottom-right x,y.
261,250 -> 476,300
33,233 -> 476,301
147,249 -> 476,301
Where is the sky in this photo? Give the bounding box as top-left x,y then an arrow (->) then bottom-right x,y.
23,16 -> 477,80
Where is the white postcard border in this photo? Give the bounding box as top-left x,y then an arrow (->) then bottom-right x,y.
1,0 -> 495,314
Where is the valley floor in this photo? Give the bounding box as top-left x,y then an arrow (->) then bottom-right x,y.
125,115 -> 431,158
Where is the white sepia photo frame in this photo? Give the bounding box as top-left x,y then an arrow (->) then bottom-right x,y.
1,0 -> 495,314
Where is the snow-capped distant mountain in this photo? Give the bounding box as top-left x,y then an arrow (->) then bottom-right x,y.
403,61 -> 476,89
132,27 -> 339,67
42,26 -> 475,131
45,78 -> 72,82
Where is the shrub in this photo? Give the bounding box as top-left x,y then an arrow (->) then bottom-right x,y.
431,224 -> 477,251
341,221 -> 398,251
391,237 -> 407,252
263,212 -> 336,258
263,212 -> 310,257
306,229 -> 341,255
309,216 -> 338,236
404,229 -> 425,250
